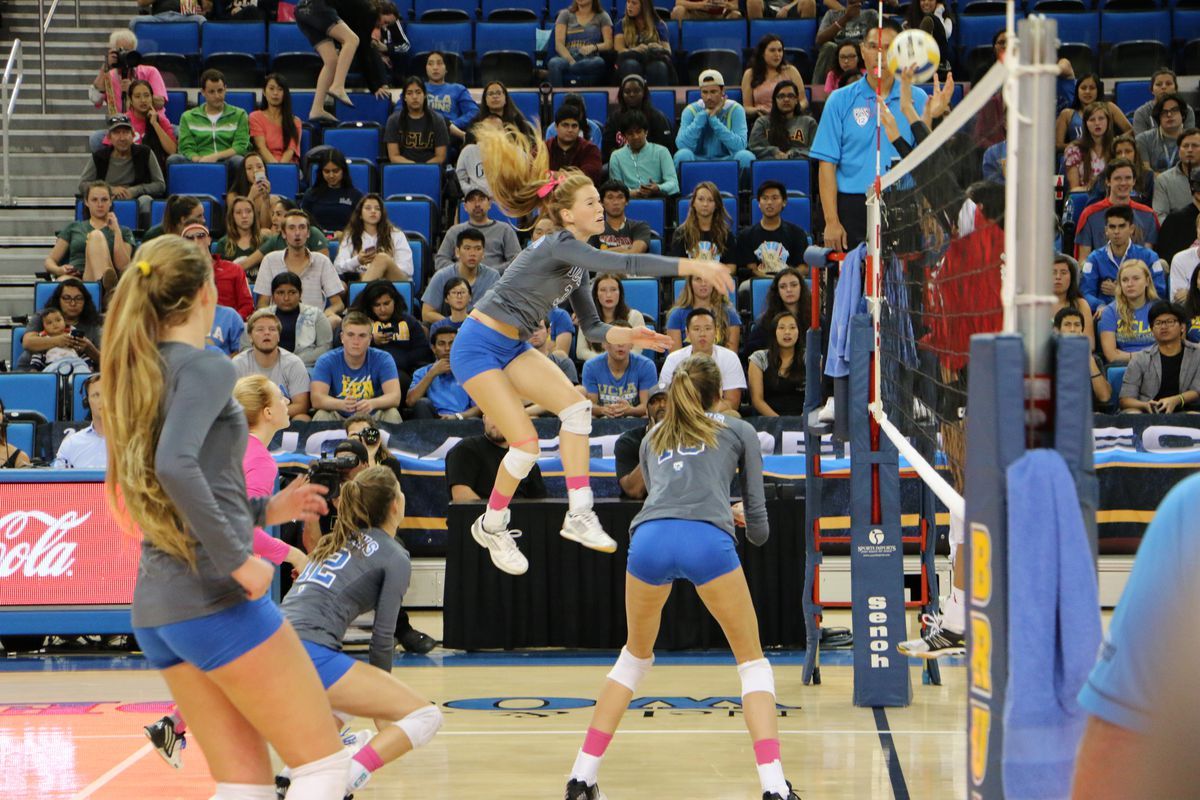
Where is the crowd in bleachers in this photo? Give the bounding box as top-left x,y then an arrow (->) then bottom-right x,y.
6,0 -> 1200,466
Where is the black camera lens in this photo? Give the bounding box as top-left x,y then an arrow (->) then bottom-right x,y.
360,427 -> 380,445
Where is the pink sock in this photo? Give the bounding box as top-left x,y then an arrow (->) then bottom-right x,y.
487,488 -> 512,511
753,738 -> 781,765
582,727 -> 613,757
170,711 -> 187,735
565,475 -> 590,491
352,744 -> 385,773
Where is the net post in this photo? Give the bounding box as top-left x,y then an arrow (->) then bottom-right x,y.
849,314 -> 911,708
866,192 -> 883,417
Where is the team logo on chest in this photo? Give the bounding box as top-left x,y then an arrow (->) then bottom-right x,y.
853,106 -> 872,127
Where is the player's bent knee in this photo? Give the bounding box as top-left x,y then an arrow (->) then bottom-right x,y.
558,399 -> 592,436
606,646 -> 654,691
396,704 -> 443,749
286,749 -> 350,800
210,784 -> 277,800
500,445 -> 540,480
738,657 -> 775,698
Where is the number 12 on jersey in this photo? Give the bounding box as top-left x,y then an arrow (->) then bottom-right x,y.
296,550 -> 351,589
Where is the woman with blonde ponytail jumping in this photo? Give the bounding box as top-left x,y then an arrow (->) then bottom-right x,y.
276,466 -> 440,797
456,124 -> 735,576
100,235 -> 350,800
563,355 -> 802,800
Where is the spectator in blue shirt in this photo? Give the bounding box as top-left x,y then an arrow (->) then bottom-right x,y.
206,304 -> 244,357
809,19 -> 927,250
1098,259 -> 1160,364
1081,205 -> 1165,311
422,228 -> 501,325
424,51 -> 478,143
674,69 -> 755,173
310,310 -> 403,422
407,320 -> 478,419
582,320 -> 659,417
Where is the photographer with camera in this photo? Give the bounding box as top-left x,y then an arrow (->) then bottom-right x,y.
87,30 -> 167,152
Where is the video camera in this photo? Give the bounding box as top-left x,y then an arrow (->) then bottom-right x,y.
280,438 -> 369,502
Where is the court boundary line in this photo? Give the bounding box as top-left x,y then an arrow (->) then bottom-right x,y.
70,741 -> 152,800
873,708 -> 911,800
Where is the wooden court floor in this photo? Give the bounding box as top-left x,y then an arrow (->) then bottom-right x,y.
1,614 -> 967,800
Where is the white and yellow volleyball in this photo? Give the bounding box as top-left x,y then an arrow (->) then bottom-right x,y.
886,29 -> 940,83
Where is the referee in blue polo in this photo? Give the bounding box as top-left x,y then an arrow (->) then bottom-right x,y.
809,18 -> 927,250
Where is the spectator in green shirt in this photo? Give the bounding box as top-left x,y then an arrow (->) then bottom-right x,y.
169,69 -> 250,178
43,181 -> 134,294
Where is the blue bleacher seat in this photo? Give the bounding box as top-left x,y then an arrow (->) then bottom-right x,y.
751,277 -> 772,319
548,0 -> 575,17
1176,7 -> 1200,44
385,199 -> 435,244
680,19 -> 747,54
621,278 -> 660,323
35,282 -> 101,313
265,163 -> 301,201
414,0 -> 478,19
1065,191 -> 1091,226
347,281 -> 414,309
647,237 -> 662,255
509,91 -> 542,130
328,239 -> 339,262
1046,11 -> 1100,50
200,21 -> 265,86
268,22 -> 316,61
649,90 -> 677,133
77,199 -> 139,230
267,22 -> 322,85
957,14 -> 1006,52
408,238 -> 426,293
684,87 -> 743,105
552,91 -> 609,127
224,90 -> 257,115
151,199 -> 214,228
0,374 -> 58,421
677,194 -> 738,231
6,422 -> 33,458
475,21 -> 538,86
336,93 -> 394,127
751,160 -> 811,198
482,0 -> 538,20
168,162 -> 228,200
71,373 -> 92,421
749,18 -> 816,53
1101,9 -> 1171,46
9,325 -> 25,369
381,163 -> 442,206
1106,365 -> 1126,410
406,21 -> 475,54
680,160 -> 739,198
1113,81 -> 1153,117
165,91 -> 187,125
627,198 -> 667,238
132,20 -> 200,55
750,194 -> 810,230
322,127 -> 382,163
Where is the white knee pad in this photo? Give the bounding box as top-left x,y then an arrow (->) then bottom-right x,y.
396,704 -> 444,749
606,646 -> 654,692
738,658 -> 776,699
210,784 -> 276,800
285,748 -> 350,800
500,445 -> 540,481
558,399 -> 593,436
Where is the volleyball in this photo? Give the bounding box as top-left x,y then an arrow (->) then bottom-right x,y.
886,29 -> 940,83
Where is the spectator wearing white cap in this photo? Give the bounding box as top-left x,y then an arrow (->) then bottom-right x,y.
674,69 -> 755,173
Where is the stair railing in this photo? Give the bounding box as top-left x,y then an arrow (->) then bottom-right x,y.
37,0 -> 81,113
1,40 -> 23,206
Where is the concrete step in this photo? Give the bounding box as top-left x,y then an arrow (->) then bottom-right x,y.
4,131 -> 93,154
3,152 -> 94,177
0,249 -> 52,279
0,210 -> 72,238
4,175 -> 89,199
6,12 -> 137,30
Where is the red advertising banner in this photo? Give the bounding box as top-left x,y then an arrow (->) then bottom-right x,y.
0,482 -> 140,606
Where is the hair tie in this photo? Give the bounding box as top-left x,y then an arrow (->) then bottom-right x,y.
536,171 -> 565,199
136,260 -> 152,277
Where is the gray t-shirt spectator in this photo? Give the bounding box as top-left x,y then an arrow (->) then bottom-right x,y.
1136,128 -> 1181,175
817,7 -> 880,43
434,220 -> 521,271
421,264 -> 501,314
231,347 -> 311,401
254,251 -> 344,309
1133,100 -> 1196,136
384,110 -> 450,164
78,147 -> 165,199
557,8 -> 614,59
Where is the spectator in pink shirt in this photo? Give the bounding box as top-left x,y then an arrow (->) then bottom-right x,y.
88,29 -> 168,151
249,73 -> 304,164
118,79 -> 177,172
234,374 -> 309,572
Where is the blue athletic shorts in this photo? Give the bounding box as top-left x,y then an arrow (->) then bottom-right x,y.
134,596 -> 283,672
450,316 -> 533,385
626,519 -> 742,587
302,640 -> 357,689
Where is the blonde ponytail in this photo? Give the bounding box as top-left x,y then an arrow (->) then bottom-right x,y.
650,355 -> 724,454
233,374 -> 275,428
308,465 -> 402,564
100,235 -> 212,568
473,122 -> 594,224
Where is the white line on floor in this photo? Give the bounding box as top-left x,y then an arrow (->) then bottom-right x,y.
70,742 -> 152,799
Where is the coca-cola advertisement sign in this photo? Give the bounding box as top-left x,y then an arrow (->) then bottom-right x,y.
0,483 -> 140,605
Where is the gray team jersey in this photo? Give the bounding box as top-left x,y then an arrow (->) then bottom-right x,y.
134,343 -> 264,628
631,413 -> 770,544
472,229 -> 680,342
281,529 -> 411,672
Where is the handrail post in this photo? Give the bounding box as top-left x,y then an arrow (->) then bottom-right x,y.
74,0 -> 81,27
2,40 -> 25,207
37,0 -> 46,114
